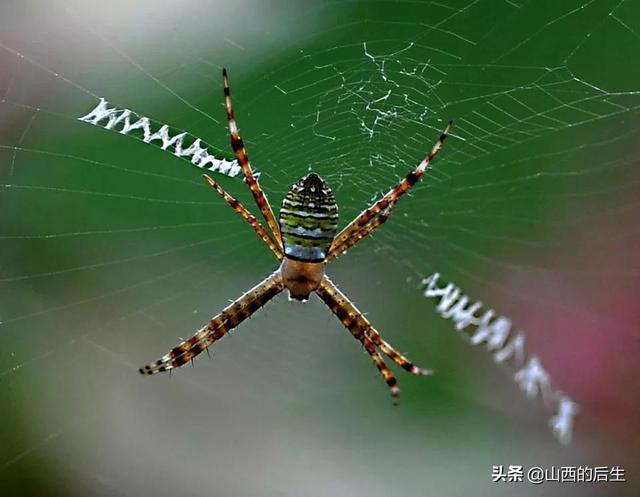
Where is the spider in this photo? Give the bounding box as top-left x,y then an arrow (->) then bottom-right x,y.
140,68 -> 452,404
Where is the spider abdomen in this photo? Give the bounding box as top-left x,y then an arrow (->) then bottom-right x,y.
279,173 -> 338,262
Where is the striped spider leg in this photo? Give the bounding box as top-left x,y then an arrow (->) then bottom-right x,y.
202,174 -> 282,260
140,270 -> 284,375
139,176 -> 283,376
140,68 -> 452,404
141,70 -> 292,376
327,121 -> 452,260
325,202 -> 395,262
316,276 -> 432,404
223,68 -> 282,248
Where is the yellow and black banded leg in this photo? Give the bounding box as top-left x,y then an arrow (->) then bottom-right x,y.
362,335 -> 400,405
203,174 -> 282,260
316,276 -> 432,403
364,328 -> 433,378
222,68 -> 282,248
317,276 -> 432,375
140,270 -> 284,375
330,121 -> 452,253
315,279 -> 400,403
326,202 -> 395,261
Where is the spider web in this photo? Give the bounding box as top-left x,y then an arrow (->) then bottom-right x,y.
2,0 -> 639,496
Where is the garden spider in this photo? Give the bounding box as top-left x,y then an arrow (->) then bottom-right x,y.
140,68 -> 452,404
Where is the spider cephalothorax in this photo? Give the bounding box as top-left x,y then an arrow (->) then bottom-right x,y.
140,68 -> 452,404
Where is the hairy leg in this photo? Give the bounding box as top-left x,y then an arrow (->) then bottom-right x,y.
330,122 -> 451,255
203,174 -> 282,260
140,270 -> 284,375
316,276 -> 432,403
326,202 -> 395,261
222,68 -> 282,247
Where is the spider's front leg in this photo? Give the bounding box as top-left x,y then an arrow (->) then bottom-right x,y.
316,275 -> 432,404
140,270 -> 284,375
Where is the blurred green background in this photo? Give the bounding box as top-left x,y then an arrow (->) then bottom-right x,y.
1,0 -> 639,496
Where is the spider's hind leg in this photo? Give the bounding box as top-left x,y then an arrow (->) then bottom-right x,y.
202,174 -> 282,260
328,122 -> 452,258
222,68 -> 282,247
326,201 -> 396,261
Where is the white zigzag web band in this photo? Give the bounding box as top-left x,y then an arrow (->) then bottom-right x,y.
78,98 -> 250,179
421,273 -> 579,445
